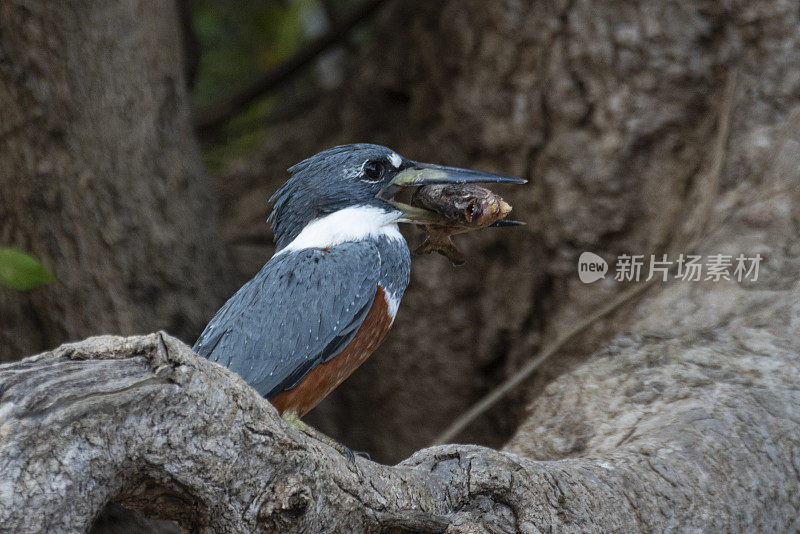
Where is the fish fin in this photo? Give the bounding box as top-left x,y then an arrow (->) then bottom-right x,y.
441,243 -> 467,266
413,234 -> 435,256
413,234 -> 467,266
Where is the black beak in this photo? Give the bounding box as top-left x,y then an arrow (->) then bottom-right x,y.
378,161 -> 526,224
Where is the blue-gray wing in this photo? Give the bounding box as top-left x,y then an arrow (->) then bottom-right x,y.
193,242 -> 381,398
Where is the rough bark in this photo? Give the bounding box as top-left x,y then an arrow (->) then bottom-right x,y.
1,324 -> 798,533
0,0 -> 234,361
215,0 -> 800,462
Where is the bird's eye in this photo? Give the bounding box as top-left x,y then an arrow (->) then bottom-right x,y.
363,161 -> 385,181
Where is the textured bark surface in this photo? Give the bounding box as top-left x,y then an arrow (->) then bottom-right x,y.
1,327 -> 798,533
0,0 -> 234,361
215,0 -> 800,462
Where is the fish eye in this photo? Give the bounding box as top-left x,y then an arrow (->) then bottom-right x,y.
363,160 -> 385,181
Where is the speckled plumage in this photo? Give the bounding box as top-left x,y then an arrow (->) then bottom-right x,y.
194,145 -> 412,405
268,144 -> 407,251
193,238 -> 409,399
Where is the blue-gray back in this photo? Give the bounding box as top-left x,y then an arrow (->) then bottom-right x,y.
193,241 -> 382,398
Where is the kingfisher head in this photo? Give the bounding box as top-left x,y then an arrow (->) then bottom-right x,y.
269,144 -> 524,252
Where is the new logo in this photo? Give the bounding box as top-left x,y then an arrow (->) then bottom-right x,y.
578,252 -> 608,283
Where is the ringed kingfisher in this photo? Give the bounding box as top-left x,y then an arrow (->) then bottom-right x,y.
193,144 -> 523,455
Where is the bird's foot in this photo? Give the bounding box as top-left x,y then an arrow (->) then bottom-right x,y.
352,449 -> 371,460
281,411 -> 365,462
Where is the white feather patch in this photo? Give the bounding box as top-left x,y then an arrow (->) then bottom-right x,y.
388,152 -> 402,168
384,291 -> 401,322
277,205 -> 403,254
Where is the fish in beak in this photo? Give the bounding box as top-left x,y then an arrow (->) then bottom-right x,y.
378,161 -> 526,224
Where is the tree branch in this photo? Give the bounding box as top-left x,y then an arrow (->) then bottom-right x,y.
193,0 -> 388,133
2,327 -> 798,532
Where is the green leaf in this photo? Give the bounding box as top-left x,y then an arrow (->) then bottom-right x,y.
0,248 -> 54,290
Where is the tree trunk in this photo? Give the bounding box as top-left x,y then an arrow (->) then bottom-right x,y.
1,324 -> 798,532
216,0 -> 800,462
0,0 -> 234,361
